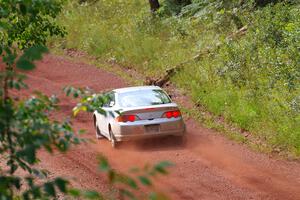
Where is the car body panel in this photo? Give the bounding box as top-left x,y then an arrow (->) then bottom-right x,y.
112,117 -> 185,141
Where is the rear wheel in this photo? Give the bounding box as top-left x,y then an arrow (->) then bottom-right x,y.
94,116 -> 103,139
96,124 -> 103,139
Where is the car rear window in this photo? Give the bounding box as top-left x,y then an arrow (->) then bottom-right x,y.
118,89 -> 171,107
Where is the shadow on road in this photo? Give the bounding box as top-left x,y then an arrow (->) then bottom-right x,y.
115,136 -> 188,152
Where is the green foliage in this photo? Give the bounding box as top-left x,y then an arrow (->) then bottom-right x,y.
0,53 -> 83,199
97,155 -> 172,200
64,86 -> 109,116
16,46 -> 49,70
0,1 -> 80,199
56,0 -> 300,156
159,0 -> 192,16
0,0 -> 66,49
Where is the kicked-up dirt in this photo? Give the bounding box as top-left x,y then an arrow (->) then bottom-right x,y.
21,54 -> 300,200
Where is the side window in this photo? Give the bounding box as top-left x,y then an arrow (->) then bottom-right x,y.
103,92 -> 115,107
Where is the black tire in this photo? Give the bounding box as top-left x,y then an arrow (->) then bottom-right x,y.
96,124 -> 103,139
93,115 -> 97,128
94,116 -> 103,139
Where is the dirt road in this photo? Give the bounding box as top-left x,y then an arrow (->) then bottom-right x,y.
24,55 -> 300,200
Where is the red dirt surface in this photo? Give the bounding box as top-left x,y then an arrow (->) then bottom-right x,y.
22,55 -> 300,200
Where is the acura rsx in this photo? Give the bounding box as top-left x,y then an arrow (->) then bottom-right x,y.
93,86 -> 186,147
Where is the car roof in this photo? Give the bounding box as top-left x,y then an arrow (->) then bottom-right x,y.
113,86 -> 162,93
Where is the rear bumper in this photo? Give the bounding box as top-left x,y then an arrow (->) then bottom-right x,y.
111,118 -> 185,142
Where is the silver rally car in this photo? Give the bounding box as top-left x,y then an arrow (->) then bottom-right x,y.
93,86 -> 185,147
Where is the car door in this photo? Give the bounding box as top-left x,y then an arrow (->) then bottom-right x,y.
98,92 -> 116,137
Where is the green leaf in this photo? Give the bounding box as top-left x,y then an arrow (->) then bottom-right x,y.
16,58 -> 35,70
44,182 -> 56,197
13,177 -> 21,190
155,161 -> 174,168
120,189 -> 136,200
83,191 -> 102,199
55,178 -> 68,193
3,49 -> 17,65
73,91 -> 79,98
78,129 -> 86,135
68,189 -> 81,197
16,45 -> 49,70
153,161 -> 174,175
64,86 -> 72,96
97,108 -> 107,115
98,155 -> 110,172
138,176 -> 152,186
57,139 -> 69,151
24,145 -> 36,164
121,176 -> 138,189
23,46 -> 49,61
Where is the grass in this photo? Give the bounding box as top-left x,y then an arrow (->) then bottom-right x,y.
51,0 -> 300,157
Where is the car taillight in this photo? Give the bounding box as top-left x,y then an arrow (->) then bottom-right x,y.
163,110 -> 181,119
116,115 -> 137,122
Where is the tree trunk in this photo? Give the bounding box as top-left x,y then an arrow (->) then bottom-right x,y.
148,0 -> 160,12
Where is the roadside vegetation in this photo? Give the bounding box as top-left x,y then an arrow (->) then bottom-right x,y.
53,0 -> 300,156
0,1 -> 171,199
